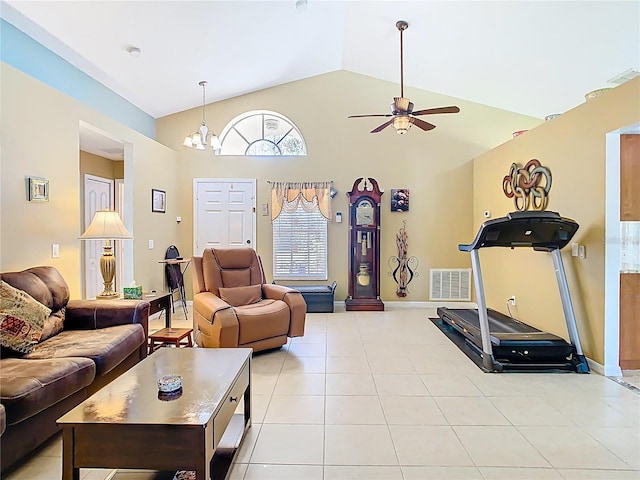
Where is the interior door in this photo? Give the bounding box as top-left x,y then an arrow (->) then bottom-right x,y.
619,134 -> 640,370
84,174 -> 114,299
194,179 -> 255,256
115,178 -> 125,295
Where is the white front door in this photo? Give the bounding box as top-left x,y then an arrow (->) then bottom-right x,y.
84,175 -> 114,299
194,179 -> 256,256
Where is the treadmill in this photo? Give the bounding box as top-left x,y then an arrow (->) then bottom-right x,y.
433,211 -> 589,373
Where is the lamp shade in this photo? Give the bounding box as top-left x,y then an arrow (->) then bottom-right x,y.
80,210 -> 133,240
211,135 -> 222,152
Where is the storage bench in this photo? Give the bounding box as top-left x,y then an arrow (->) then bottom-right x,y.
284,281 -> 337,313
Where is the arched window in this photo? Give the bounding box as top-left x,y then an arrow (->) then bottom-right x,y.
218,110 -> 307,156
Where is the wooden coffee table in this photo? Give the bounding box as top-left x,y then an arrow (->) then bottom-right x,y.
58,348 -> 252,480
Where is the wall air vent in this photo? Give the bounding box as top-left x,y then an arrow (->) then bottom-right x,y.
430,268 -> 471,301
608,69 -> 640,85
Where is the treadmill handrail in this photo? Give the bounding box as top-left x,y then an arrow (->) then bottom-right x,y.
459,211 -> 579,251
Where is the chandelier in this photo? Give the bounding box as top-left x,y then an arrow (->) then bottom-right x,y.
182,81 -> 222,153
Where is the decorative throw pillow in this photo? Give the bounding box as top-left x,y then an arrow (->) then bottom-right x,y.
39,309 -> 65,342
218,284 -> 262,307
0,280 -> 51,354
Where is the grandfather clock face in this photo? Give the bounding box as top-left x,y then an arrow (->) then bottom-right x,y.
355,199 -> 374,226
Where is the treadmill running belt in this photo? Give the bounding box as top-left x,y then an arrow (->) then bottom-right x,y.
444,308 -> 540,334
437,307 -> 574,351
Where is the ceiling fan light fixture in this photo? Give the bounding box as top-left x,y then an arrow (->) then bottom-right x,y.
393,116 -> 411,134
393,97 -> 412,113
183,80 -> 222,154
347,20 -> 460,135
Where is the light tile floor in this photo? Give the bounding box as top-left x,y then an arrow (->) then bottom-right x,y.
4,306 -> 640,480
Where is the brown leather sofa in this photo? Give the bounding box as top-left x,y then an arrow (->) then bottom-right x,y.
0,266 -> 150,473
192,247 -> 306,351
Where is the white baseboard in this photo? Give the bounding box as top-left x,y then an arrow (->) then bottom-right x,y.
587,358 -> 606,376
589,358 -> 623,377
333,301 -> 476,310
385,301 -> 477,309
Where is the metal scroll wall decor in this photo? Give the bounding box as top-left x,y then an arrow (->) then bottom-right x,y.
388,221 -> 419,297
502,159 -> 552,211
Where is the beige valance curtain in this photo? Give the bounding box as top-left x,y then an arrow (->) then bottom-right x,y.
269,181 -> 332,221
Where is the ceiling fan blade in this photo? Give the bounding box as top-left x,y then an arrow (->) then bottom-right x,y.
348,114 -> 393,118
412,106 -> 461,116
410,117 -> 437,131
371,120 -> 393,133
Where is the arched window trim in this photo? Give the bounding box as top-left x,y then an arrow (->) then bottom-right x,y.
218,110 -> 307,156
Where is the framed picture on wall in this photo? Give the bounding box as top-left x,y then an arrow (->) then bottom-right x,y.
391,188 -> 409,212
152,189 -> 166,213
27,177 -> 49,202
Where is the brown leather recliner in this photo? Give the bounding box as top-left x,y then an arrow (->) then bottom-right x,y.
192,247 -> 306,352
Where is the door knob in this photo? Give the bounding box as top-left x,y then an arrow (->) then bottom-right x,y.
246,240 -> 251,244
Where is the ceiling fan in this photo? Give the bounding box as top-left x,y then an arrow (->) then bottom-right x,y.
348,20 -> 460,135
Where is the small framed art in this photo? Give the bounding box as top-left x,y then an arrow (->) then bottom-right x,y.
152,189 -> 166,213
391,188 -> 409,212
27,177 -> 49,202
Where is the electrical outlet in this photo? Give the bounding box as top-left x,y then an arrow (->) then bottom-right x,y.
571,242 -> 579,257
508,296 -> 516,306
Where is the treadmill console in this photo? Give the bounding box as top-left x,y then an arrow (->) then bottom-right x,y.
459,210 -> 579,252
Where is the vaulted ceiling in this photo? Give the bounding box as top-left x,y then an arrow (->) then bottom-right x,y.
3,0 -> 639,121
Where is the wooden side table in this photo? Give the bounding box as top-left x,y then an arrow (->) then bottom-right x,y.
142,292 -> 172,328
149,328 -> 193,354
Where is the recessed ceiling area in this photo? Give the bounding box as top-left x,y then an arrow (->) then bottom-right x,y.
2,1 -> 638,120
79,123 -> 124,161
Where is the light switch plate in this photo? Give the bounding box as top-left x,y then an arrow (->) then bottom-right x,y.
148,240 -> 154,249
52,244 -> 59,258
261,204 -> 269,216
579,245 -> 586,259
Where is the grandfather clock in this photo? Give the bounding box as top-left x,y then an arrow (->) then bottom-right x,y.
346,177 -> 384,311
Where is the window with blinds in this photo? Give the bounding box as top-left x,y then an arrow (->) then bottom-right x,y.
273,202 -> 328,280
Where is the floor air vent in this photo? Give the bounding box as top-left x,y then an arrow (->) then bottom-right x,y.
430,268 -> 471,301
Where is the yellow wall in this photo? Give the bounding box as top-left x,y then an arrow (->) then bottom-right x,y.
156,71 -> 541,302
79,151 -> 123,181
0,64 -> 179,297
472,78 -> 640,364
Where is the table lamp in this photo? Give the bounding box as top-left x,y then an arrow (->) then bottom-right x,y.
80,210 -> 133,299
